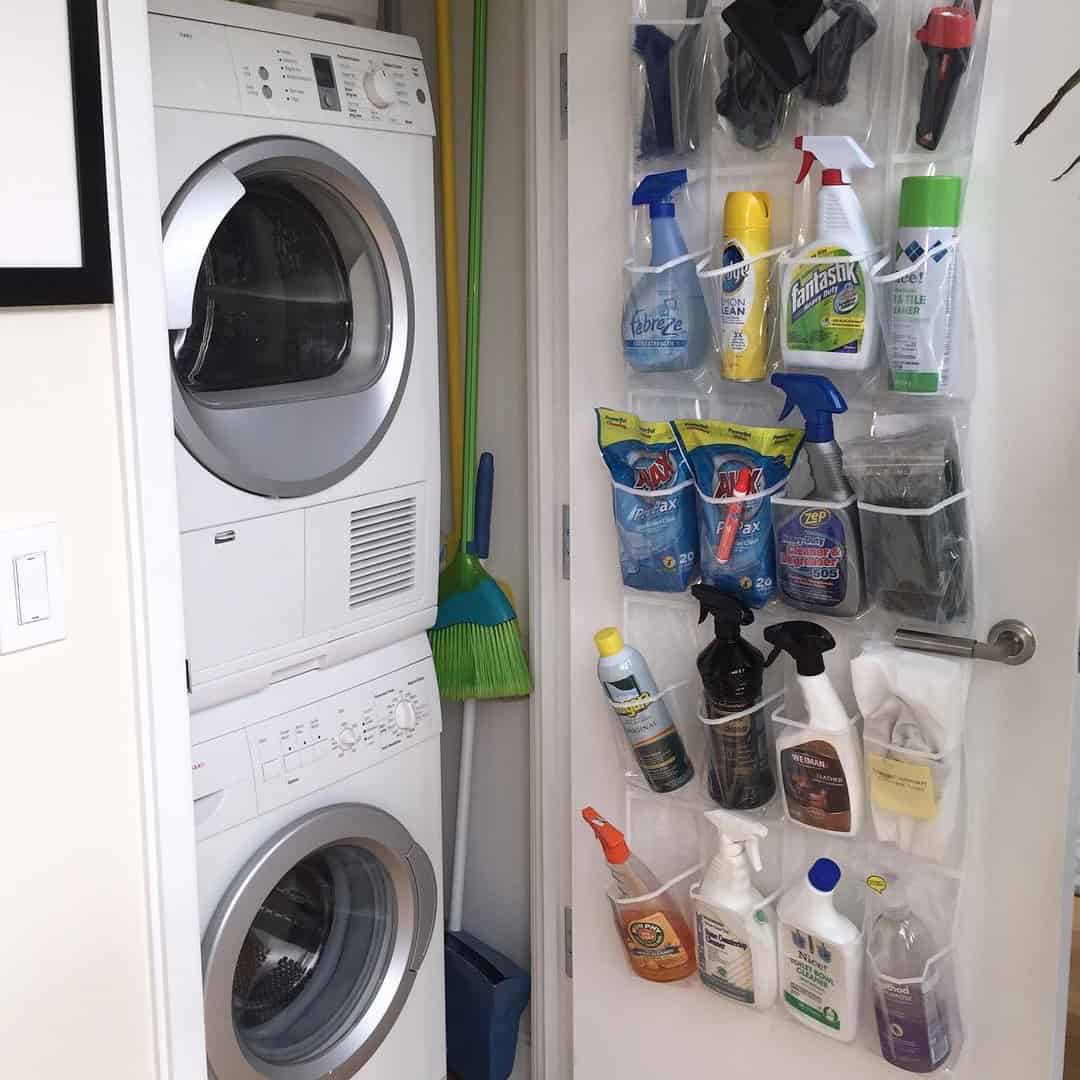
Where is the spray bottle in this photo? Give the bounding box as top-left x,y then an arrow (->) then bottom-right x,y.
781,136 -> 878,372
765,620 -> 864,836
693,809 -> 778,1009
693,585 -> 774,810
623,169 -> 710,373
770,373 -> 865,616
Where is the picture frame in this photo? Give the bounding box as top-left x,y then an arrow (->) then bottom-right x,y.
0,0 -> 113,307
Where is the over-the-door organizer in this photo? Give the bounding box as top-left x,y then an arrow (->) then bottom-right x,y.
590,0 -> 990,1072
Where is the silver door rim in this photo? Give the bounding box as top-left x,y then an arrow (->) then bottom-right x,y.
203,804 -> 437,1080
163,137 -> 415,499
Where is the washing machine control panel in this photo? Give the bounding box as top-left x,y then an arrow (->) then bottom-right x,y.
150,16 -> 435,136
245,660 -> 438,814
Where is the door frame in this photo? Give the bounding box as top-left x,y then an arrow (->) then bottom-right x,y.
99,1 -> 207,1077
525,0 -> 573,1076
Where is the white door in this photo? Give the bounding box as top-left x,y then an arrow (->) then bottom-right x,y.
563,1 -> 1080,1078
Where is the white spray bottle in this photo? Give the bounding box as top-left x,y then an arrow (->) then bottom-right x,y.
782,135 -> 878,373
693,809 -> 778,1009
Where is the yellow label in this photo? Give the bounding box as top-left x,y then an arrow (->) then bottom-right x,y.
626,912 -> 689,970
867,753 -> 938,821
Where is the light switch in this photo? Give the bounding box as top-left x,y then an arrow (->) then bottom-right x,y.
0,523 -> 65,654
14,551 -> 50,624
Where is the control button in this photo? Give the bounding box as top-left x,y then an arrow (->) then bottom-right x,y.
416,88 -> 426,104
263,760 -> 283,781
394,700 -> 419,733
339,725 -> 357,748
262,85 -> 273,99
315,739 -> 332,759
258,65 -> 269,80
362,67 -> 395,109
285,752 -> 302,773
302,746 -> 320,766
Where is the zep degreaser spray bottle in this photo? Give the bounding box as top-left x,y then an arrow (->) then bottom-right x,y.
782,136 -> 878,373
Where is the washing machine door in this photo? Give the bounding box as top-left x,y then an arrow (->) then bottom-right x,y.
162,137 -> 413,498
202,804 -> 438,1080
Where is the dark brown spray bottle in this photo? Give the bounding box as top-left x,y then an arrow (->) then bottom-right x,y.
693,585 -> 775,810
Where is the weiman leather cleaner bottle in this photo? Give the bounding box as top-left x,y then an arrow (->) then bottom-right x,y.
693,585 -> 774,810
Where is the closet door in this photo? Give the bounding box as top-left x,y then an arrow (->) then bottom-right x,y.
564,1 -> 1080,1078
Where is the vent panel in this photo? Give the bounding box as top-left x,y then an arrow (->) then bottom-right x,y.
348,497 -> 417,610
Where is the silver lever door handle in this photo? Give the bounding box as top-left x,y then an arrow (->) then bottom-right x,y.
894,620 -> 1037,666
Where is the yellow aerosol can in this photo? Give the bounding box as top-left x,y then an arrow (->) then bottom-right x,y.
721,191 -> 772,382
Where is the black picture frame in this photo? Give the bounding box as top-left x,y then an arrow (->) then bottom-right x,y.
0,0 -> 113,307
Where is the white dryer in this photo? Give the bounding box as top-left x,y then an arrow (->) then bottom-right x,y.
149,1 -> 441,709
192,634 -> 445,1080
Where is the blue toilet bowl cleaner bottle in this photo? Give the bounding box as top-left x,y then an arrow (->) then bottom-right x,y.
770,373 -> 865,617
623,169 -> 710,373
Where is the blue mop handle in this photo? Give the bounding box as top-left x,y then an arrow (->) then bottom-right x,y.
468,452 -> 494,558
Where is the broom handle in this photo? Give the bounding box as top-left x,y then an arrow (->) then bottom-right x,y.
461,0 -> 488,547
449,697 -> 477,933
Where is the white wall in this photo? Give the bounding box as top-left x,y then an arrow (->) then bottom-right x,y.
0,307 -> 158,1078
400,0 -> 533,976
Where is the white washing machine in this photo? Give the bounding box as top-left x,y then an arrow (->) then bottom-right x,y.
149,0 -> 441,709
192,634 -> 445,1079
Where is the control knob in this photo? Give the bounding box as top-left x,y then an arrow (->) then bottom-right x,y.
363,67 -> 396,109
338,724 -> 358,748
394,700 -> 419,733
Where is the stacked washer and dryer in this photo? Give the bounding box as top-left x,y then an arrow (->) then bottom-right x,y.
148,2 -> 446,1077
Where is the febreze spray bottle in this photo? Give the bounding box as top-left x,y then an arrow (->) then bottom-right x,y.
782,136 -> 878,372
693,585 -> 774,810
623,169 -> 709,373
693,809 -> 778,1009
765,620 -> 864,836
770,373 -> 865,616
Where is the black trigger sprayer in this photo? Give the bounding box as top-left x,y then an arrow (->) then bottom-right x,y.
692,585 -> 775,810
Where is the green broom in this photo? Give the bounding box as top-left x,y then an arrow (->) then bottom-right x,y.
429,0 -> 530,704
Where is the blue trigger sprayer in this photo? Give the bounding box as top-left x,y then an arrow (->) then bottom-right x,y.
769,373 -> 865,616
622,169 -> 709,374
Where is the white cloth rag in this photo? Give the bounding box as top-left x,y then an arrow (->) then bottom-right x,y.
851,644 -> 972,863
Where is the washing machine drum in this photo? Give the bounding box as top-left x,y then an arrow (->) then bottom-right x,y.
162,138 -> 414,498
202,805 -> 437,1080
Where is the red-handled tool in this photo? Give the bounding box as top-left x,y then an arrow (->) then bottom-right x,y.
915,3 -> 978,152
716,466 -> 754,564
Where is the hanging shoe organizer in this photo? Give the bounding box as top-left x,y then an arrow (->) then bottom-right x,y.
592,0 -> 994,1071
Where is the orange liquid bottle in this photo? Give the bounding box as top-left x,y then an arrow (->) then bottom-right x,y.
583,807 -> 697,983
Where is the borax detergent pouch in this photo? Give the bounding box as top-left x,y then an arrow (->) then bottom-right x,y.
597,408 -> 698,592
786,247 -> 868,354
674,420 -> 803,607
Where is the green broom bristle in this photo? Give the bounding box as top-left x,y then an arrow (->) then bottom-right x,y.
430,617 -> 532,701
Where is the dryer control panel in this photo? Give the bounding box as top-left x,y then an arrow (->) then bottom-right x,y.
191,656 -> 439,840
150,15 -> 436,136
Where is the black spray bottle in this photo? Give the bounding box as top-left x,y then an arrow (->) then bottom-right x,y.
693,585 -> 775,810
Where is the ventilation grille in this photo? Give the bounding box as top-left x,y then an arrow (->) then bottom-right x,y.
349,497 -> 417,609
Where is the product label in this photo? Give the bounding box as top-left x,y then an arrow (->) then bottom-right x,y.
781,923 -> 847,1031
786,246 -> 866,355
720,240 -> 765,381
781,739 -> 852,832
696,911 -> 755,1003
777,506 -> 848,608
622,267 -> 709,373
874,972 -> 951,1071
705,708 -> 775,809
626,912 -> 690,972
889,229 -> 957,394
868,753 -> 938,821
605,675 -> 694,793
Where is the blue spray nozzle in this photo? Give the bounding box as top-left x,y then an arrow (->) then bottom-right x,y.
771,372 -> 847,443
632,169 -> 689,218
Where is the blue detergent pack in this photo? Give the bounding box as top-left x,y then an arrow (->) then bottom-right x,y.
673,419 -> 803,608
597,408 -> 698,592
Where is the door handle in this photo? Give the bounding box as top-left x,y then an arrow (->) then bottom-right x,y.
894,619 -> 1037,666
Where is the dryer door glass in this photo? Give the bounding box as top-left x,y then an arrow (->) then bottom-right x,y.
164,140 -> 414,499
232,844 -> 398,1065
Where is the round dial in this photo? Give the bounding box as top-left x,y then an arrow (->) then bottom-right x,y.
363,68 -> 396,109
338,724 -> 358,748
394,700 -> 418,733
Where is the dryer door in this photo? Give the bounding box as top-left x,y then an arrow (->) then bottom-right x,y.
202,804 -> 438,1080
162,137 -> 414,498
